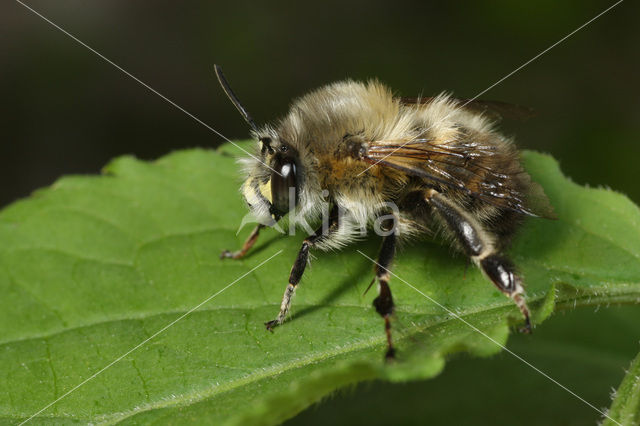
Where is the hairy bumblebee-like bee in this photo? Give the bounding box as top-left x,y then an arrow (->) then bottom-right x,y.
215,65 -> 555,360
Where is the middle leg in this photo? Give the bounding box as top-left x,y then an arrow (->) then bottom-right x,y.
371,228 -> 397,361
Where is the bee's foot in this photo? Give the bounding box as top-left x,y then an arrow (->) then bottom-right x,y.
519,316 -> 532,334
265,320 -> 279,332
220,250 -> 236,260
384,347 -> 396,362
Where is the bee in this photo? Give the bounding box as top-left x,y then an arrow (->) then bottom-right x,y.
215,65 -> 555,360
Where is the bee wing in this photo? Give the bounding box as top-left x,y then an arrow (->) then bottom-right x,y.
363,138 -> 556,218
399,97 -> 536,122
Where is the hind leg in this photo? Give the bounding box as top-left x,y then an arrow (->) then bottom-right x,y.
425,189 -> 531,332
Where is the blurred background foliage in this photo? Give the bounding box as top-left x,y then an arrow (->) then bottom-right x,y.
1,1 -> 638,208
1,1 -> 639,424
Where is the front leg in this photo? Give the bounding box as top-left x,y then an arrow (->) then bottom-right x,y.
265,208 -> 339,330
220,224 -> 264,259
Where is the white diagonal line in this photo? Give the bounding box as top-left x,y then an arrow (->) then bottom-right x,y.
357,250 -> 621,426
461,0 -> 624,107
14,0 -> 282,177
19,250 -> 283,425
357,0 -> 624,177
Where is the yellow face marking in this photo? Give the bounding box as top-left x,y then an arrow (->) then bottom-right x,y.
258,179 -> 273,203
242,178 -> 273,205
241,178 -> 255,202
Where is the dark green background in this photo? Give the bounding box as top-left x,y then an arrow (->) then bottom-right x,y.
1,1 -> 638,208
2,1 -> 639,425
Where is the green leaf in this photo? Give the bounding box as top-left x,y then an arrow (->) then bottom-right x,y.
604,348 -> 640,426
0,142 -> 639,425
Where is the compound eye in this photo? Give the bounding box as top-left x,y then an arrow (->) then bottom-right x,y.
270,156 -> 298,215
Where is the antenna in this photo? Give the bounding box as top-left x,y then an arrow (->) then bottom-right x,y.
214,64 -> 259,133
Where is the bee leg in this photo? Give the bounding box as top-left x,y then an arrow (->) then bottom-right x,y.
480,254 -> 531,333
264,238 -> 310,331
220,224 -> 264,259
265,209 -> 339,331
425,189 -> 531,333
372,229 -> 397,361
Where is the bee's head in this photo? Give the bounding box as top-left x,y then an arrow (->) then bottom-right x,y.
241,135 -> 299,222
215,65 -> 317,226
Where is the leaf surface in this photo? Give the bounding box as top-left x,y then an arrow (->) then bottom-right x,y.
1,142 -> 639,425
604,348 -> 640,426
